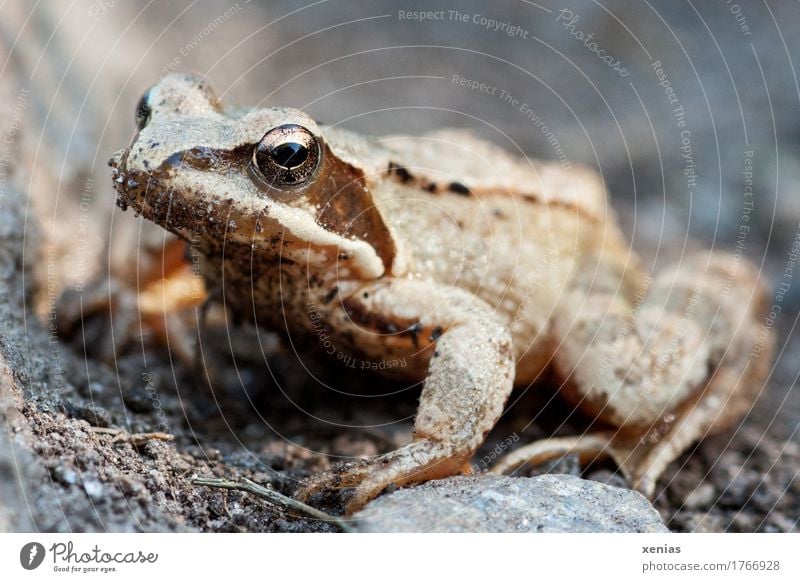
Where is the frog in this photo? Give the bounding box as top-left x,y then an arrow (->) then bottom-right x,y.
109,73 -> 773,514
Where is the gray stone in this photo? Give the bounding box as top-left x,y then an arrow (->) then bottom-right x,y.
353,474 -> 669,533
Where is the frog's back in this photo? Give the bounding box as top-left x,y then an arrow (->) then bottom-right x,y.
377,129 -> 608,216
369,127 -> 616,289
357,129 -> 631,376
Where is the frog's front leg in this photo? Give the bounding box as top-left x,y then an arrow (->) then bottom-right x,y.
57,237 -> 206,364
493,252 -> 772,497
294,280 -> 515,514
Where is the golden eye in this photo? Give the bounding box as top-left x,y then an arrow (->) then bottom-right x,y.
251,124 -> 321,187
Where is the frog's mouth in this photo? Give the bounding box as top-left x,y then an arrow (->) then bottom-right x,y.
108,147 -> 143,215
108,148 -> 133,209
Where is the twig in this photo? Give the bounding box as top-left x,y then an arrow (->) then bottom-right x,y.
191,476 -> 354,533
126,431 -> 174,446
88,426 -> 174,445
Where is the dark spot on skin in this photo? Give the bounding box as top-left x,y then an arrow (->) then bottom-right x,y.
423,182 -> 437,193
433,350 -> 440,358
493,208 -> 506,218
143,160 -> 150,169
363,292 -> 369,299
150,142 -> 159,148
308,142 -> 396,273
429,326 -> 443,342
338,253 -> 349,260
448,181 -> 472,196
387,161 -> 413,183
323,286 -> 339,304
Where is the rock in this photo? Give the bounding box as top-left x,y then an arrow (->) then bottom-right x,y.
353,474 -> 669,533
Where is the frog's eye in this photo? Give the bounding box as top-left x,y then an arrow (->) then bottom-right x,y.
135,89 -> 152,131
250,124 -> 321,188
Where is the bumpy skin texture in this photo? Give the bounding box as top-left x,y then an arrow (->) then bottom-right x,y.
110,74 -> 773,513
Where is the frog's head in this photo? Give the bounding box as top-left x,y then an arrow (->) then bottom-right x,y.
110,73 -> 395,279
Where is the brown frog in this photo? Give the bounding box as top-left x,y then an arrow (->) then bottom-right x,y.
110,73 -> 773,513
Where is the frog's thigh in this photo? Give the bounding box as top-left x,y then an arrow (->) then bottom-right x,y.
295,280 -> 515,513
493,252 -> 771,496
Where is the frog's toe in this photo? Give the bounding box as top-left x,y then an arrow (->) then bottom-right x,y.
295,439 -> 470,514
490,431 -> 684,498
294,459 -> 372,502
490,434 -> 616,478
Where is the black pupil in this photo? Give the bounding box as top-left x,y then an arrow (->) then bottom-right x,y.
270,142 -> 308,168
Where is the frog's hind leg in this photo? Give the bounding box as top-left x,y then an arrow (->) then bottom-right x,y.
493,252 -> 773,497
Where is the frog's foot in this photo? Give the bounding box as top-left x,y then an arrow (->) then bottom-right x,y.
295,439 -> 471,514
57,277 -> 140,362
57,238 -> 206,365
488,431 -> 677,498
490,433 -> 615,479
